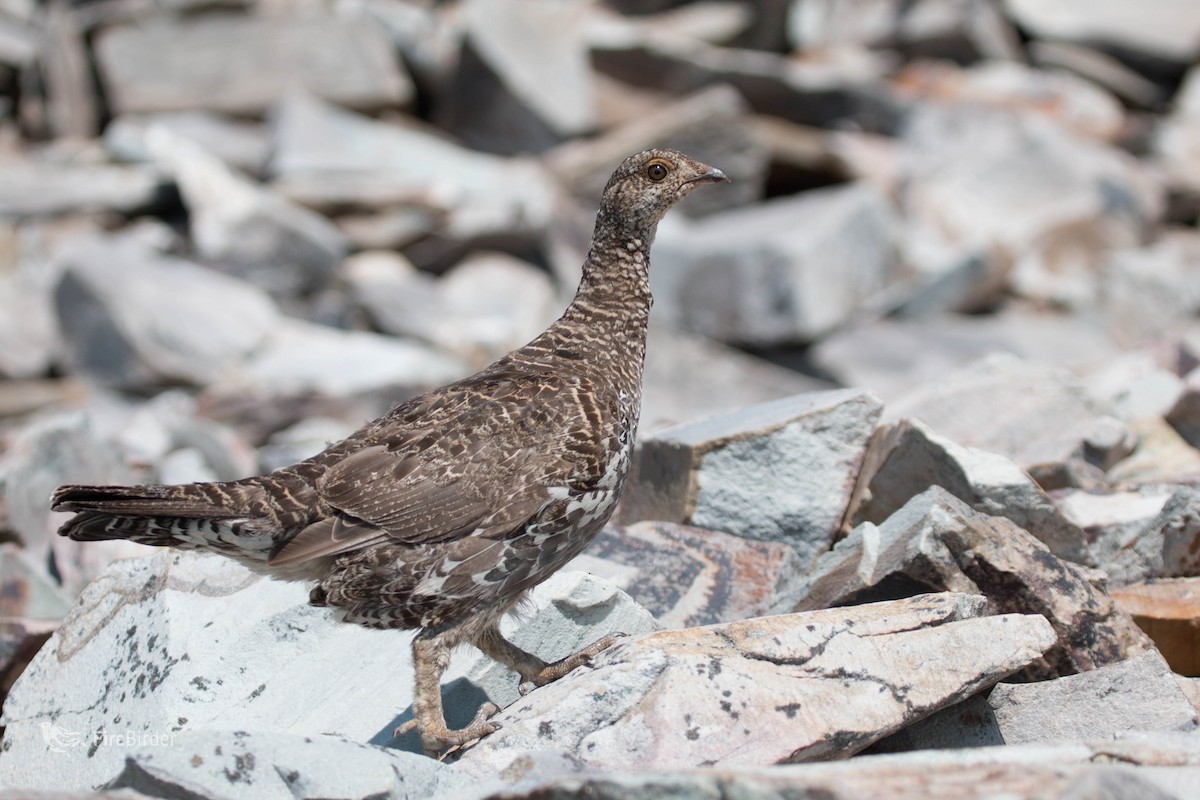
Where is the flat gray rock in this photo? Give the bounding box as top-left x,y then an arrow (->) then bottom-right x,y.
0,263 -> 58,379
149,133 -> 347,297
798,487 -> 1154,680
0,543 -> 72,619
105,112 -> 271,175
214,317 -> 466,400
987,649 -> 1197,743
101,729 -> 472,800
886,353 -> 1135,486
1,412 -> 139,592
650,181 -> 901,344
898,106 -> 1157,312
0,160 -> 166,217
436,0 -> 594,153
1055,487 -> 1174,581
847,417 -> 1090,563
95,13 -> 412,115
468,732 -> 1200,799
453,592 -> 1056,771
640,325 -> 833,434
344,250 -> 559,368
811,309 -> 1123,404
876,649 -> 1197,752
620,388 -> 881,571
1005,0 -> 1200,64
54,233 -> 281,390
269,91 -> 557,244
0,552 -> 649,790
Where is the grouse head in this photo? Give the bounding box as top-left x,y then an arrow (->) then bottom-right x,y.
599,148 -> 729,237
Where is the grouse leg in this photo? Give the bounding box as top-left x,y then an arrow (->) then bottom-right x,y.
476,626 -> 627,696
399,631 -> 501,757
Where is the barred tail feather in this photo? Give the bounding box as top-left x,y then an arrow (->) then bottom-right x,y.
57,510 -> 195,546
51,484 -> 247,520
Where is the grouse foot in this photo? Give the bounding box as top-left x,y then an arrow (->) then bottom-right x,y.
394,701 -> 502,758
518,632 -> 628,695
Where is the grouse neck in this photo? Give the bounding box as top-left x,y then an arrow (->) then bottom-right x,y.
568,208 -> 656,320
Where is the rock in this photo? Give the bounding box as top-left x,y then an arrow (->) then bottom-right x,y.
650,181 -> 902,344
592,38 -> 902,133
1004,0 -> 1200,66
1107,417 -> 1200,487
0,553 -> 647,789
897,107 -> 1157,311
0,159 -> 166,217
545,84 -> 765,217
268,91 -> 557,246
886,353 -> 1136,486
0,544 -> 72,620
1167,367 -> 1200,449
0,617 -> 57,707
988,650 -> 1197,741
1110,578 -> 1200,676
1028,40 -> 1169,110
1083,351 -> 1186,423
0,259 -> 59,379
892,60 -> 1126,142
0,412 -> 137,586
435,0 -> 594,154
566,521 -> 806,628
216,317 -> 465,400
846,418 -> 1090,563
105,112 -> 271,176
639,326 -> 834,434
460,736 -> 1200,800
100,729 -> 472,800
620,389 -> 882,571
810,308 -> 1123,404
344,249 -> 558,367
339,249 -> 438,338
797,487 -> 1154,680
53,232 -> 281,390
94,13 -> 412,116
1099,487 -> 1200,585
0,13 -> 39,68
1055,487 -> 1174,575
453,592 -> 1056,771
790,0 -> 1023,61
1098,231 -> 1200,345
144,132 -> 347,298
876,649 -> 1196,752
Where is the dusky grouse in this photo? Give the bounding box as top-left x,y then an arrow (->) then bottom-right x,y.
52,148 -> 728,756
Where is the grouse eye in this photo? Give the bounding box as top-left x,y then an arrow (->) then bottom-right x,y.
645,162 -> 669,182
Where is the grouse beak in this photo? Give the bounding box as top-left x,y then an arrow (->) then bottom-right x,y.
685,166 -> 729,186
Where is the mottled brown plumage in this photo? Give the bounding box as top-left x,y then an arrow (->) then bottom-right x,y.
52,149 -> 728,755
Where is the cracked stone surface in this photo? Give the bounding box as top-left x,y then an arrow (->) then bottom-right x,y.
619,388 -> 882,571
846,417 -> 1089,563
452,592 -> 1056,772
873,649 -> 1197,753
464,733 -> 1200,800
885,353 -> 1135,483
100,729 -> 471,800
798,487 -> 1154,680
0,552 -> 651,791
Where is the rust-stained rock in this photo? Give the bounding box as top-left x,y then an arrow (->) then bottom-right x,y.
1111,578 -> 1200,676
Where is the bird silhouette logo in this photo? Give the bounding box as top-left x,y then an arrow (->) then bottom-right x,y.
40,722 -> 85,753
